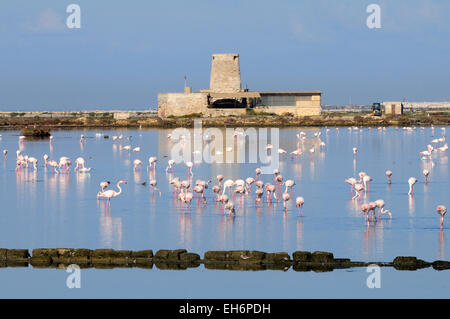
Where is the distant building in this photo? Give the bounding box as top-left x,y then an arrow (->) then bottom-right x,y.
383,101 -> 404,115
158,54 -> 322,118
383,101 -> 450,114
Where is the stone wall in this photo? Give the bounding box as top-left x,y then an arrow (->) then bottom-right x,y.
254,106 -> 321,116
158,93 -> 208,118
209,54 -> 241,93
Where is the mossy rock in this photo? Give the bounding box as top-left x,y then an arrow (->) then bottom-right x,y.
393,256 -> 430,270
167,249 -> 187,261
293,251 -> 312,263
132,250 -> 153,259
263,252 -> 290,263
311,251 -> 334,264
179,252 -> 200,262
30,256 -> 52,267
153,249 -> 171,260
0,249 -> 7,261
204,251 -> 229,261
6,249 -> 30,261
432,261 -> 450,271
32,248 -> 58,258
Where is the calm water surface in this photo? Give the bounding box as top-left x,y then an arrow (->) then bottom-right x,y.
0,126 -> 449,298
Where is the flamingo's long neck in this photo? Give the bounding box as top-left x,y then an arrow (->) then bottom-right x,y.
116,182 -> 123,196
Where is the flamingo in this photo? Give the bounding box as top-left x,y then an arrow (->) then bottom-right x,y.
255,188 -> 264,205
245,177 -> 255,191
385,170 -> 392,184
255,168 -> 262,180
353,147 -> 358,156
345,177 -> 357,197
374,199 -> 392,219
423,169 -> 430,184
99,180 -> 127,206
133,147 -> 141,152
408,177 -> 418,196
224,201 -> 236,215
185,161 -> 193,177
149,179 -> 162,197
222,179 -> 235,196
363,175 -> 372,192
133,159 -> 143,171
283,180 -> 296,196
295,196 -> 304,216
282,192 -> 290,211
265,183 -> 277,203
146,157 -> 157,173
165,159 -> 175,173
353,184 -> 364,200
28,157 -> 38,170
3,150 -> 7,158
437,205 -> 447,228
48,160 -> 59,174
74,157 -> 86,171
43,154 -> 49,167
100,181 -> 110,192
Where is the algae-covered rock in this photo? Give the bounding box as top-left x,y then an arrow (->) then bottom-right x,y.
432,261 -> 450,271
263,252 -> 290,263
179,252 -> 200,262
292,251 -> 312,263
168,249 -> 187,261
311,251 -> 334,264
30,256 -> 52,267
0,249 -> 7,261
32,248 -> 58,258
393,256 -> 430,270
132,250 -> 153,259
204,251 -> 229,261
153,249 -> 171,260
6,249 -> 30,261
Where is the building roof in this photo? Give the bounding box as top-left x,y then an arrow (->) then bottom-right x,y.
258,91 -> 322,95
208,92 -> 261,99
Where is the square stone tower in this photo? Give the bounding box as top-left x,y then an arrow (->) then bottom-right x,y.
209,54 -> 242,93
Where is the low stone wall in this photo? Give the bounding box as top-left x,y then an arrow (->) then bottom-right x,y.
1,248 -> 449,272
254,106 -> 321,116
0,110 -> 156,119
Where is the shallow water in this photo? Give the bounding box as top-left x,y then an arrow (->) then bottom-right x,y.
0,126 -> 449,297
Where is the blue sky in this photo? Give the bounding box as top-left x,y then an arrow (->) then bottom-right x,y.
0,0 -> 449,110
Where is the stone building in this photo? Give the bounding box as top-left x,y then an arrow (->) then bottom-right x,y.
158,54 -> 322,118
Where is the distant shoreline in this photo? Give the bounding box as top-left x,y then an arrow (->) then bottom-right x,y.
0,110 -> 449,129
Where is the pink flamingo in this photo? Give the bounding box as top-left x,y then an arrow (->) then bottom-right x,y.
147,157 -> 157,173
133,159 -> 143,171
99,180 -> 127,207
74,157 -> 86,171
224,201 -> 236,215
374,199 -> 392,219
385,170 -> 392,184
255,168 -> 262,181
353,184 -> 364,200
165,159 -> 175,173
408,177 -> 418,196
149,179 -> 162,197
345,178 -> 357,197
282,192 -> 290,212
43,154 -> 49,168
255,188 -> 264,205
437,205 -> 447,228
296,196 -> 304,216
423,169 -> 430,184
185,161 -> 193,177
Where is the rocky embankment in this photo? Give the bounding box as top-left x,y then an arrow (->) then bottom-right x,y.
1,248 -> 449,272
0,111 -> 449,129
